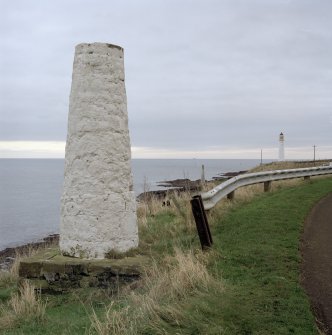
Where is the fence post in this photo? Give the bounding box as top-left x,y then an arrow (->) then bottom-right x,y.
201,164 -> 206,185
264,181 -> 272,192
227,191 -> 235,200
190,195 -> 213,250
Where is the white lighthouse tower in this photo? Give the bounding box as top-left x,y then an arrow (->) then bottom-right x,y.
279,132 -> 285,161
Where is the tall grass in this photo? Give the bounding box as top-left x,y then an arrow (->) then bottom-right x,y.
0,254 -> 21,288
0,243 -> 53,288
0,280 -> 47,329
0,242 -> 56,329
135,190 -> 198,259
250,159 -> 331,173
90,248 -> 222,335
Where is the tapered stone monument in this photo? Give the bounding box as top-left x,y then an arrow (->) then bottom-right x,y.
60,43 -> 138,259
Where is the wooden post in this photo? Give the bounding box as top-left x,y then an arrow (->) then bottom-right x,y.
190,195 -> 212,250
201,164 -> 206,185
264,181 -> 272,192
227,191 -> 235,200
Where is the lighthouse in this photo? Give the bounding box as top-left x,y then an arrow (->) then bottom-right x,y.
279,132 -> 285,161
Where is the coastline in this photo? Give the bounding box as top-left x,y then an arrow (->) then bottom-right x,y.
1,158 -> 258,254
0,234 -> 59,270
0,171 -> 245,264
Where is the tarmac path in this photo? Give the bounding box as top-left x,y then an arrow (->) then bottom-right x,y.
302,193 -> 332,334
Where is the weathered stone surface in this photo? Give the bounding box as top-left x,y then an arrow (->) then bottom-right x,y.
19,261 -> 42,278
60,43 -> 138,258
19,248 -> 148,292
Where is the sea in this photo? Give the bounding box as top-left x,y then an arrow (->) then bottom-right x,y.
0,158 -> 268,251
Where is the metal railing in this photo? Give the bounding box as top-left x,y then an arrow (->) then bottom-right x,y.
191,163 -> 332,249
201,164 -> 332,210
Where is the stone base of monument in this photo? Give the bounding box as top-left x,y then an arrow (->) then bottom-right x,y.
18,247 -> 148,293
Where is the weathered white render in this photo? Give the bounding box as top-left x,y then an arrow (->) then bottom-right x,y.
60,43 -> 138,259
279,132 -> 285,161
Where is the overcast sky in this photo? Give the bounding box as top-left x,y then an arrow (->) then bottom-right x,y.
1,0 -> 331,159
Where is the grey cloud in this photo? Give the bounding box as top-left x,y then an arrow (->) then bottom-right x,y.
1,0 -> 331,155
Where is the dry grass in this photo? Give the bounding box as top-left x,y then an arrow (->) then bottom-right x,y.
137,191 -> 194,225
136,195 -> 166,227
207,178 -> 307,224
220,160 -> 331,207
169,192 -> 195,231
136,190 -> 196,252
0,255 -> 22,287
235,178 -> 304,201
136,163 -> 315,259
250,160 -> 331,173
90,248 -> 222,335
142,248 -> 217,300
0,242 -> 57,329
0,280 -> 47,329
0,243 -> 52,288
90,301 -> 135,335
206,160 -> 328,222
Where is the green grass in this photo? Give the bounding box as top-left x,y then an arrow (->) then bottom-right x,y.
125,177 -> 332,334
0,288 -> 113,335
0,288 -> 12,303
1,176 -> 332,334
90,177 -> 332,335
138,211 -> 198,257
206,177 -> 332,334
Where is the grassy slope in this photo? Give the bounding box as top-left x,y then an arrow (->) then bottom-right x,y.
1,175 -> 332,334
0,287 -> 109,335
210,178 -> 332,334
144,178 -> 332,335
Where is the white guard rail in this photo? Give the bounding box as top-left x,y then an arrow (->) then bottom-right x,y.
201,165 -> 332,210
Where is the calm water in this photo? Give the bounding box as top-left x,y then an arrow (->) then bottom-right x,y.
0,158 -> 266,250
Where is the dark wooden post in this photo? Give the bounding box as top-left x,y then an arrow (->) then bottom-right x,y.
227,191 -> 235,200
191,195 -> 212,250
264,181 -> 272,192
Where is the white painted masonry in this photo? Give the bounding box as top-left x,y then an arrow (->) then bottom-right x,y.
279,132 -> 285,161
60,43 -> 138,259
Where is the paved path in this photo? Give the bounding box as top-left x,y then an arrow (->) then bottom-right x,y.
302,193 -> 332,335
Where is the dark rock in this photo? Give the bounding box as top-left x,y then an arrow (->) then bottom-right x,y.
137,178 -> 203,202
0,234 -> 59,263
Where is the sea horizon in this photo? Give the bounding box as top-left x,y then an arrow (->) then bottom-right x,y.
0,158 -> 271,250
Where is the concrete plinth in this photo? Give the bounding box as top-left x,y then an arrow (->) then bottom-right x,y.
60,43 -> 138,259
19,248 -> 148,292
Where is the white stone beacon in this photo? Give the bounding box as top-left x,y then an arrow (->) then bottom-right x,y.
60,43 -> 138,259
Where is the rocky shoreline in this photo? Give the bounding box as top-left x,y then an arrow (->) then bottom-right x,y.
0,234 -> 59,271
136,178 -> 204,201
136,171 -> 246,202
0,170 -> 246,271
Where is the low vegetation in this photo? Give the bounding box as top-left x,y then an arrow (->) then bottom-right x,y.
90,248 -> 222,335
250,159 -> 331,173
0,160 -> 331,334
0,280 -> 47,329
